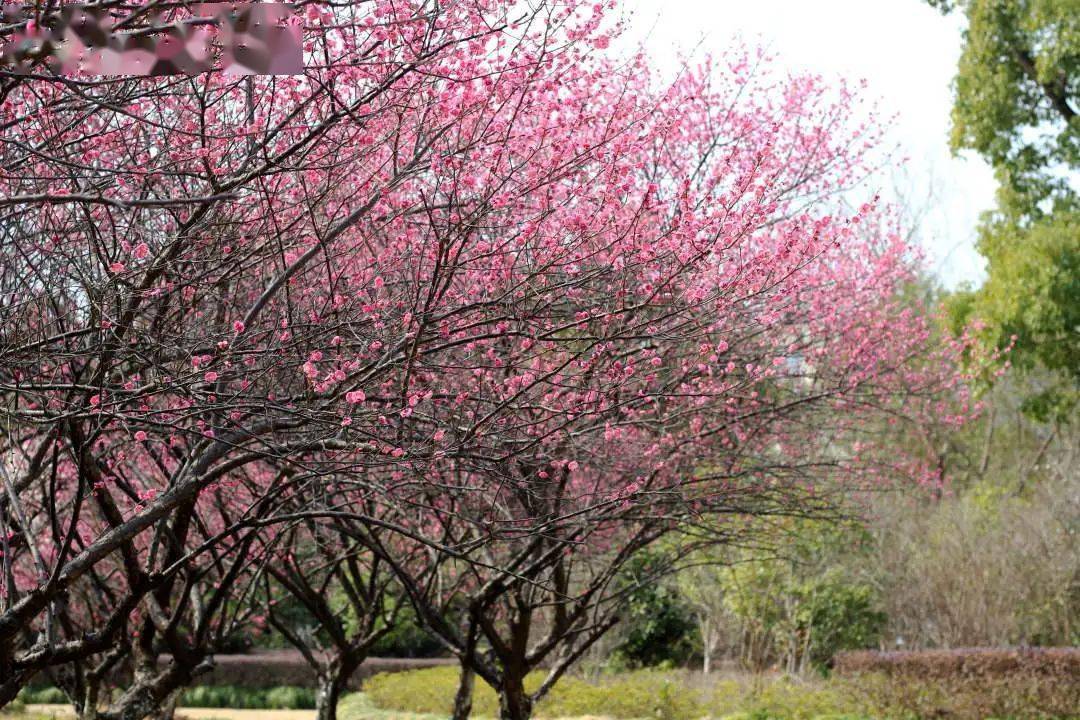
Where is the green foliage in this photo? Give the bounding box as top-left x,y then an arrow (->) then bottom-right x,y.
687,519 -> 884,673
265,685 -> 318,709
179,684 -> 317,709
932,0 -> 1079,415
950,210 -> 1079,419
15,686 -> 67,704
937,0 -> 1078,206
792,575 -> 886,673
360,666 -> 1079,720
543,671 -> 707,720
709,677 -> 865,720
610,553 -> 699,669
15,684 -> 318,712
363,665 -> 473,715
337,691 -> 444,720
0,696 -> 24,713
363,667 -> 711,719
369,603 -> 445,658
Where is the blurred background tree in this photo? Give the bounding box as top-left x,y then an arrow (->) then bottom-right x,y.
929,0 -> 1078,420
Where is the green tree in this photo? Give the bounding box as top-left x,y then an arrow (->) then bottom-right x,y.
931,0 -> 1079,419
718,521 -> 885,675
610,553 -> 699,669
676,520 -> 885,675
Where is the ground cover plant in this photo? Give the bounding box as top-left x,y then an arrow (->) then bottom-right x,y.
359,664 -> 1080,720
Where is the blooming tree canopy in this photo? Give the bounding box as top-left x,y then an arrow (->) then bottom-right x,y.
0,1 -> 981,717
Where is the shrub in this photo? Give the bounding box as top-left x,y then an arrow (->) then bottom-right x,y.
872,474 -> 1080,649
834,648 -> 1080,720
369,605 -> 445,659
265,685 -> 318,709
364,668 -> 866,720
17,685 -> 68,704
543,671 -> 707,720
364,663 -> 1080,720
338,692 -> 450,720
364,666 -> 475,715
172,650 -> 453,689
839,671 -> 1079,720
365,666 -> 708,718
833,646 -> 1080,678
609,553 -> 699,669
179,684 -> 316,709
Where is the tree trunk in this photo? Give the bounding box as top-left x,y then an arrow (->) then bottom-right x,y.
149,691 -> 177,720
701,617 -> 712,675
101,655 -> 211,720
314,673 -> 346,720
75,676 -> 100,720
451,662 -> 475,720
498,677 -> 532,720
314,654 -> 363,720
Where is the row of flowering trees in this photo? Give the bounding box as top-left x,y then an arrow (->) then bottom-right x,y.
1,2 -> 983,719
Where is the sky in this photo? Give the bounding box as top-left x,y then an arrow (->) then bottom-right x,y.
615,0 -> 998,289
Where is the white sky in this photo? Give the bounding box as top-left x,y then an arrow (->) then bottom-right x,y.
616,0 -> 997,288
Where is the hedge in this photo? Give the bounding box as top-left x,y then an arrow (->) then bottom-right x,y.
164,651 -> 455,690
834,648 -> 1080,719
833,647 -> 1080,678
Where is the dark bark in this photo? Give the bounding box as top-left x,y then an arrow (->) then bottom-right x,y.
97,655 -> 213,720
451,661 -> 475,720
0,672 -> 30,708
314,671 -> 348,720
497,675 -> 532,720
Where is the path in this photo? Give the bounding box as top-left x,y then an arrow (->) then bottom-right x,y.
24,706 -> 315,720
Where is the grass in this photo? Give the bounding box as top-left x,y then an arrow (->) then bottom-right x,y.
339,693 -> 446,720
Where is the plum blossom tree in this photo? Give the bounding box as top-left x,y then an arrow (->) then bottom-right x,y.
0,1 -> 982,718
255,494 -> 421,720
0,0 -> 610,706
279,53 -> 985,719
44,467 -> 289,720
